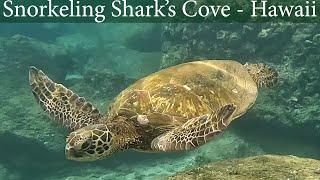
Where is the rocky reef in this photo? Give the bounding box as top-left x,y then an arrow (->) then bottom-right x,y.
169,155 -> 320,180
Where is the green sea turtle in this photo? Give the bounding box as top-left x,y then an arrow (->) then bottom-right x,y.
29,60 -> 277,161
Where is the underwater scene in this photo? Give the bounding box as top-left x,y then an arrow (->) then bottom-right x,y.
0,22 -> 320,180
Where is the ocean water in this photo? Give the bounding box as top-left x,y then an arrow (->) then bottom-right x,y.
0,23 -> 319,180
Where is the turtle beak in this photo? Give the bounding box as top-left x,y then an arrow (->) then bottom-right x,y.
66,148 -> 83,159
65,144 -> 98,162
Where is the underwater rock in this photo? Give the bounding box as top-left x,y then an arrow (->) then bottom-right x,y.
56,33 -> 97,52
123,24 -> 162,52
0,88 -> 67,152
84,44 -> 162,79
161,44 -> 192,69
0,34 -> 73,81
160,23 -> 320,139
190,131 -> 264,167
0,132 -> 70,179
66,68 -> 137,111
169,155 -> 320,180
0,24 -> 72,42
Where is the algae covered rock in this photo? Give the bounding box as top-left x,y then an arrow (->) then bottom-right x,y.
169,155 -> 320,180
0,34 -> 73,81
0,24 -> 71,42
123,24 -> 162,52
66,68 -> 137,111
84,45 -> 162,79
190,131 -> 264,167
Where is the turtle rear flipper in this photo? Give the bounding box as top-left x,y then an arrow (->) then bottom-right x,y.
29,66 -> 102,131
151,104 -> 236,152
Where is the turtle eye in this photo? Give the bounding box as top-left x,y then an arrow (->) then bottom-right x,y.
81,140 -> 92,150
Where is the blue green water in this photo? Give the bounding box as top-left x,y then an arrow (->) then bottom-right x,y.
0,23 -> 319,180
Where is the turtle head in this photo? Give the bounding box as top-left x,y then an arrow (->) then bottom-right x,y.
65,124 -> 116,161
244,63 -> 278,88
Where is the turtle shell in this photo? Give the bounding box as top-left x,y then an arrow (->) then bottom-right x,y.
108,60 -> 257,131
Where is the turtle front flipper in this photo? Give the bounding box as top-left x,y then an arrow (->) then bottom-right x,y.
151,104 -> 236,152
29,66 -> 102,131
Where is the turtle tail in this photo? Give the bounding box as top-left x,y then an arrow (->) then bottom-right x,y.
244,63 -> 278,88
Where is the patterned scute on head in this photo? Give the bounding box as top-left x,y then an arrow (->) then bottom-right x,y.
65,124 -> 114,161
